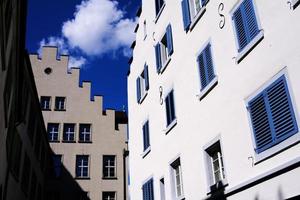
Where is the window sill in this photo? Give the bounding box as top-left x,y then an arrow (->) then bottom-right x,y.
235,30 -> 264,64
189,6 -> 206,31
54,109 -> 66,112
102,177 -> 118,180
141,146 -> 151,158
292,0 -> 300,9
49,140 -> 60,143
154,3 -> 166,24
176,195 -> 185,200
62,140 -> 76,143
139,91 -> 148,104
159,57 -> 171,74
78,141 -> 92,144
206,179 -> 228,195
164,119 -> 177,135
197,77 -> 218,101
253,132 -> 300,164
75,177 -> 90,180
42,108 -> 51,111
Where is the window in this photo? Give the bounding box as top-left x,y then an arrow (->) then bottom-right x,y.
165,90 -> 176,128
171,159 -> 184,199
155,24 -> 173,74
155,0 -> 165,16
76,155 -> 89,178
52,155 -> 62,178
21,153 -> 31,194
63,123 -> 75,142
55,97 -> 66,111
79,124 -> 91,142
142,121 -> 150,152
247,75 -> 298,154
197,43 -> 217,95
47,123 -> 59,142
232,0 -> 263,61
40,96 -> 51,110
136,64 -> 149,104
205,141 -> 226,187
103,192 -> 116,200
142,178 -> 154,200
181,0 -> 208,30
103,155 -> 116,178
160,178 -> 166,200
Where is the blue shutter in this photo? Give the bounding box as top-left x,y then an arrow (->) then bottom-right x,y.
142,184 -> 146,200
155,44 -> 162,73
149,179 -> 154,200
233,0 -> 259,52
166,24 -> 174,56
181,0 -> 191,31
198,44 -> 215,90
144,64 -> 149,90
169,90 -> 175,122
198,53 -> 207,89
143,121 -> 150,151
136,78 -> 141,103
201,0 -> 207,6
248,75 -> 298,153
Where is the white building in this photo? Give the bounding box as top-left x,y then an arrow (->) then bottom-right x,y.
127,0 -> 300,199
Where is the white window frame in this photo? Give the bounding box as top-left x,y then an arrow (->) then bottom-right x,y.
159,177 -> 166,200
170,157 -> 185,200
157,32 -> 171,74
138,69 -> 148,103
291,0 -> 300,9
188,0 -> 207,30
230,0 -> 264,63
245,67 -> 300,164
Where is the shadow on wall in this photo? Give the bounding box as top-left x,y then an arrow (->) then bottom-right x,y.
46,150 -> 90,200
206,182 -> 227,200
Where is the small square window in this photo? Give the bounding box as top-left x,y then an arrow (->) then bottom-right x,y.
205,141 -> 226,186
103,155 -> 116,179
55,97 -> 66,111
79,124 -> 91,142
103,192 -> 116,200
170,158 -> 184,199
63,123 -> 76,142
76,155 -> 89,178
40,96 -> 51,110
47,123 -> 60,142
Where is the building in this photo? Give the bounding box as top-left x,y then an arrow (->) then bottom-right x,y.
30,47 -> 129,200
0,0 -> 52,200
127,0 -> 300,199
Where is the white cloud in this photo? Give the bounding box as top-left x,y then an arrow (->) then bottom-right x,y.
62,0 -> 136,57
68,56 -> 87,69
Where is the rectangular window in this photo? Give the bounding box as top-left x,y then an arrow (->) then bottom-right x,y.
103,192 -> 116,200
142,178 -> 154,200
103,155 -> 116,178
181,0 -> 208,30
248,75 -> 298,153
165,90 -> 176,127
171,159 -> 184,199
142,121 -> 150,152
232,0 -> 260,52
76,155 -> 89,178
155,0 -> 165,16
47,123 -> 60,142
55,97 -> 66,111
155,24 -> 173,73
136,64 -> 149,103
63,123 -> 75,142
40,96 -> 51,110
205,141 -> 226,186
198,43 -> 216,91
79,124 -> 91,142
21,153 -> 31,194
52,155 -> 62,178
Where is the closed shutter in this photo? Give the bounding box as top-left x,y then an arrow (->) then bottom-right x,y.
198,44 -> 215,90
181,0 -> 191,31
248,75 -> 298,153
165,90 -> 176,126
155,44 -> 162,73
136,77 -> 141,103
142,179 -> 154,200
143,121 -> 150,151
233,0 -> 259,52
144,64 -> 149,90
166,24 -> 174,56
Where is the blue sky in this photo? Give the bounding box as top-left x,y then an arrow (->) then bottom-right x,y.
26,0 -> 141,111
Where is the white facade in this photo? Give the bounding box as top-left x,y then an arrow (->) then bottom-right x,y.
128,0 -> 300,200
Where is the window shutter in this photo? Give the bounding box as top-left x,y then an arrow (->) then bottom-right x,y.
155,44 -> 162,73
233,7 -> 248,52
198,53 -> 207,89
166,24 -> 174,56
143,121 -> 150,151
243,0 -> 259,41
204,44 -> 215,85
149,179 -> 154,200
142,184 -> 146,200
165,95 -> 171,126
144,64 -> 149,90
136,78 -> 141,103
181,0 -> 191,31
248,76 -> 298,153
201,0 -> 207,6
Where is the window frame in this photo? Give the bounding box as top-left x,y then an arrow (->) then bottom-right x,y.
137,64 -> 149,104
54,96 -> 66,111
40,96 -> 51,111
154,0 -> 166,23
79,124 -> 92,143
63,123 -> 76,142
47,123 -> 60,142
102,155 -> 117,179
245,68 -> 300,163
170,157 -> 184,200
141,120 -> 151,158
102,191 -> 116,200
75,155 -> 90,179
230,0 -> 264,63
164,89 -> 177,134
291,0 -> 300,9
